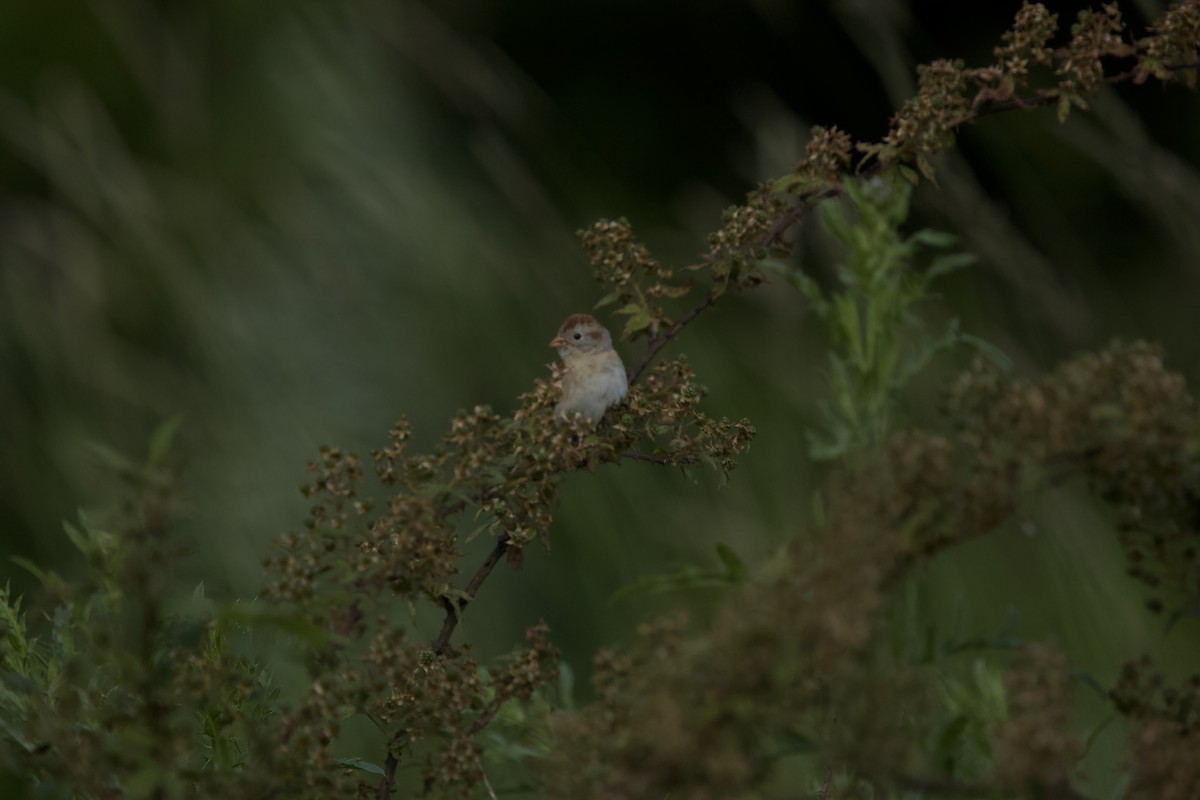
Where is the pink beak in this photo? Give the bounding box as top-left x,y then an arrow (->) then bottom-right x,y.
549,335 -> 567,348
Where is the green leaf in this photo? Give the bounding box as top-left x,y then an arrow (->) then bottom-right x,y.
796,275 -> 828,315
62,519 -> 90,554
621,307 -> 654,339
714,543 -> 747,583
557,661 -> 576,709
831,295 -> 863,364
759,259 -> 810,292
609,553 -> 740,604
960,334 -> 1012,370
935,714 -> 970,773
768,174 -> 804,193
811,490 -> 828,528
0,670 -> 39,695
1056,93 -> 1072,123
909,229 -> 958,249
916,153 -> 937,182
463,518 -> 492,544
8,557 -> 46,584
84,441 -> 139,477
218,605 -> 330,645
483,731 -> 548,761
594,289 -> 623,308
925,252 -> 977,280
338,758 -> 385,776
147,415 -> 184,468
818,198 -> 854,245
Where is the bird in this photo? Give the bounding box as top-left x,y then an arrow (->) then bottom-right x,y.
549,313 -> 628,423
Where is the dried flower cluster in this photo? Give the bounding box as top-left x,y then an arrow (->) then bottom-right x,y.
580,218 -> 690,340
1112,656 -> 1200,799
948,342 -> 1200,613
1138,1 -> 1200,86
806,2 -> 1198,188
862,58 -> 971,178
992,643 -> 1085,791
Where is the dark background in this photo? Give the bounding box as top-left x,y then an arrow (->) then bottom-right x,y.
2,1 -> 1198,792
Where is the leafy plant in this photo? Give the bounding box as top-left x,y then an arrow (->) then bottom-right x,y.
798,175 -> 1009,459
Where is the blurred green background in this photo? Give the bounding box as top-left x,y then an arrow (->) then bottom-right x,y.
2,0 -> 1199,791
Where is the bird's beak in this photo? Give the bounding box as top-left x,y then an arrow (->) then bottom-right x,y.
549,335 -> 567,348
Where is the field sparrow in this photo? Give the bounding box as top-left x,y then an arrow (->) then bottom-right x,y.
549,313 -> 628,423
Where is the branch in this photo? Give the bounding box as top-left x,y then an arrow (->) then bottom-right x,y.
816,765 -> 832,800
626,290 -> 717,385
427,444 -> 700,661
623,451 -> 679,465
973,59 -> 1200,118
375,750 -> 398,800
759,190 -> 828,249
431,533 -> 511,655
385,534 -> 512,794
435,485 -> 502,523
477,758 -> 499,800
626,191 -> 826,386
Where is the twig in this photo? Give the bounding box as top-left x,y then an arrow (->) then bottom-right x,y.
626,186 -> 828,387
477,758 -> 499,800
435,485 -> 502,523
391,536 -> 512,797
468,698 -> 505,737
627,289 -> 717,384
816,765 -> 832,799
759,191 -> 828,250
375,751 -> 398,800
974,59 -> 1200,118
623,451 -> 678,465
431,533 -> 511,655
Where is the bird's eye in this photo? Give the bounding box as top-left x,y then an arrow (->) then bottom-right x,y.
572,332 -> 582,340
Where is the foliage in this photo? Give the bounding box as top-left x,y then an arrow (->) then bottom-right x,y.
800,174 -> 1007,459
540,341 -> 1200,798
1,3 -> 1199,799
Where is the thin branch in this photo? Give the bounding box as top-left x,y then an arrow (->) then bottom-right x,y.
973,59 -> 1200,117
626,192 -> 827,386
477,758 -> 499,800
468,699 -> 505,737
760,191 -> 828,249
391,533 -> 512,796
627,289 -> 717,384
623,451 -> 679,465
431,533 -> 511,655
375,751 -> 398,800
435,485 -> 502,523
815,765 -> 832,800
432,451 -> 692,660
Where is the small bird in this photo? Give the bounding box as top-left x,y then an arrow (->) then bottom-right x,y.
549,313 -> 628,423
